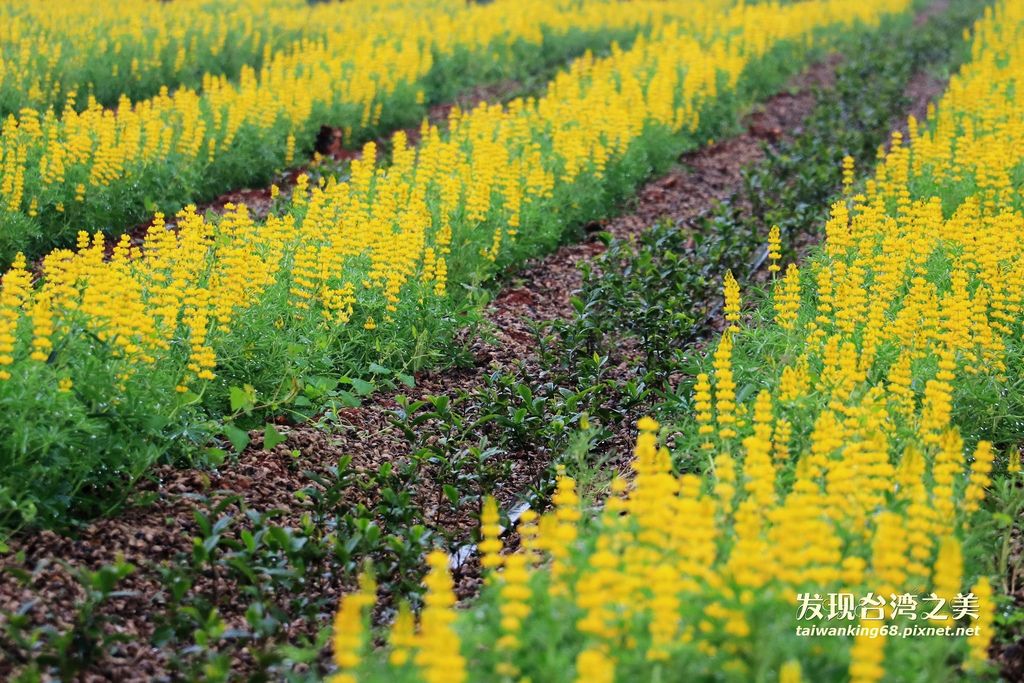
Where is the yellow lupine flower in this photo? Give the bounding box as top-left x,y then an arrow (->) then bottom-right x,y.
415,550 -> 467,683
479,496 -> 504,572
329,571 -> 376,683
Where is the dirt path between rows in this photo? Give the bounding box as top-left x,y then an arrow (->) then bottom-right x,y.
0,39 -> 958,681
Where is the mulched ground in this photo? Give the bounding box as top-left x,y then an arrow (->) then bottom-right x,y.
0,38 -> 969,680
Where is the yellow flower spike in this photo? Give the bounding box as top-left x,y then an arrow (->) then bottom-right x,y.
930,535 -> 963,621
966,576 -> 994,671
496,552 -> 532,657
329,569 -> 376,682
778,659 -> 802,679
693,372 -> 715,449
284,133 -> 296,167
723,269 -> 741,329
841,154 -> 856,192
767,225 -> 782,274
741,390 -> 776,508
963,441 -> 995,513
548,474 -> 581,597
774,263 -> 802,330
387,603 -> 416,667
637,416 -> 660,433
646,561 -> 681,661
415,550 -> 467,683
574,646 -> 615,683
479,496 -> 504,572
517,509 -> 541,565
772,416 -> 792,463
713,451 -> 737,516
848,620 -> 886,683
713,333 -> 737,441
869,511 -> 909,600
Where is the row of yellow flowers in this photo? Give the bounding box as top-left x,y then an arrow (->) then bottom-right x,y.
0,0 -> 734,263
329,1 -> 1022,680
0,0 -> 314,116
3,0 -> 675,115
0,0 -> 909,525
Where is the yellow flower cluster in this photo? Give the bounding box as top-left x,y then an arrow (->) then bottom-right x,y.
6,0 -> 704,115
329,571 -> 376,683
0,0 -> 307,114
331,1 -> 1021,678
0,0 -> 738,257
0,0 -> 907,401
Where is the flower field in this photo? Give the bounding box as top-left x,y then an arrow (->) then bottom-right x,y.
0,0 -> 1021,681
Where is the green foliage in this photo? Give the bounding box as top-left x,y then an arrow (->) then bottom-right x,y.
1,559 -> 135,681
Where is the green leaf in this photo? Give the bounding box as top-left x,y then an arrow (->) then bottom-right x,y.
345,377 -> 375,396
229,384 -> 256,413
204,447 -> 227,467
18,500 -> 36,523
368,362 -> 391,374
223,424 -> 250,454
442,485 -> 460,507
263,424 -> 287,450
145,413 -> 170,431
396,372 -> 416,388
276,644 -> 319,664
336,390 -> 361,408
176,389 -> 202,407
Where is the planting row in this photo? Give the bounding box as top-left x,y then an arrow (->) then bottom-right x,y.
0,0 -> 913,530
0,0 -> 685,116
329,0 -> 1024,680
1,0 -> 310,116
0,0 -> 733,264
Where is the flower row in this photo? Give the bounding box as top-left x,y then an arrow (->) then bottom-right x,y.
0,0 -> 727,263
